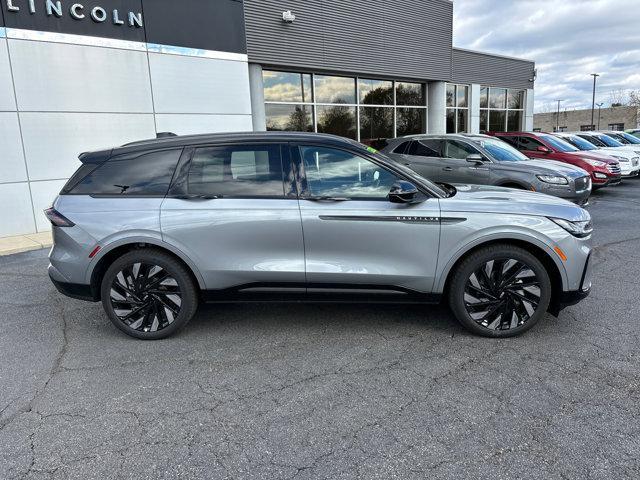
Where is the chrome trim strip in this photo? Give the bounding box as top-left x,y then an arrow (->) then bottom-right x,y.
319,215 -> 441,224
146,43 -> 248,62
6,28 -> 147,51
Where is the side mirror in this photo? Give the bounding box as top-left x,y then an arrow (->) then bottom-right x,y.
466,154 -> 485,164
389,181 -> 421,204
537,146 -> 551,154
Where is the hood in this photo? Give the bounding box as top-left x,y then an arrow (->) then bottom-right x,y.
566,150 -> 617,165
440,184 -> 589,222
595,148 -> 639,160
519,159 -> 588,177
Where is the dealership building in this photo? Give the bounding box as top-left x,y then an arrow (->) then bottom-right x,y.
0,0 -> 536,238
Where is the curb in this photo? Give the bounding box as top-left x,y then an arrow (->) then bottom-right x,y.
0,232 -> 53,256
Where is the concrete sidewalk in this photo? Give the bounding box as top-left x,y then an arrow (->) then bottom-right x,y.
0,232 -> 52,256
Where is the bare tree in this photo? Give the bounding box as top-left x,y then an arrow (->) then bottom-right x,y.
609,89 -> 628,107
628,90 -> 640,107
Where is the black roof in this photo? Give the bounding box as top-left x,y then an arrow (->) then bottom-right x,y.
79,131 -> 358,164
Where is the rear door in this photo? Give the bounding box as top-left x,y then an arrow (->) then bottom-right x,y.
403,139 -> 445,182
293,144 -> 441,293
160,143 -> 305,292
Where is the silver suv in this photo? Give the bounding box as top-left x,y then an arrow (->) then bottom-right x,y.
383,134 -> 591,204
47,132 -> 593,340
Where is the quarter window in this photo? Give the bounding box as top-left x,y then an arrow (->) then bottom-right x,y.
70,149 -> 182,196
300,146 -> 399,200
187,145 -> 284,197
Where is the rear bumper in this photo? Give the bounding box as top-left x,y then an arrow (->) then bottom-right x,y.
49,265 -> 98,302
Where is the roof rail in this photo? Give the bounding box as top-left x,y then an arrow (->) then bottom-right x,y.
156,132 -> 177,139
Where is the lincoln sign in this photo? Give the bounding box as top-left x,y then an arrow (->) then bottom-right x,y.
4,0 -> 144,27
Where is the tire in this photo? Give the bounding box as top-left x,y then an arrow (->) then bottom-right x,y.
448,244 -> 552,338
100,249 -> 199,340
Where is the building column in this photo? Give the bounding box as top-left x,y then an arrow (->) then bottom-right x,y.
427,81 -> 446,134
469,84 -> 481,134
524,88 -> 534,131
248,63 -> 266,131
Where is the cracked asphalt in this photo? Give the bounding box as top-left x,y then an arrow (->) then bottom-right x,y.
1,181 -> 640,480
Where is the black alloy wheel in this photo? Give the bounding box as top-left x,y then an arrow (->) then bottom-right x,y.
101,249 -> 198,339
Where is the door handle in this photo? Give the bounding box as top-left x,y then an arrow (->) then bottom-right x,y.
442,167 -> 453,171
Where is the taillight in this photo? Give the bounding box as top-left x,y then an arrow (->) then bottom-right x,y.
44,207 -> 75,227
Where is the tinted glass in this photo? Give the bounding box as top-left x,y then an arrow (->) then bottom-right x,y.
265,104 -> 313,132
396,82 -> 425,106
457,109 -> 468,133
507,111 -> 522,132
300,146 -> 398,199
507,90 -> 523,109
479,110 -> 488,132
577,134 -> 606,147
480,87 -> 489,108
393,141 -> 411,154
359,107 -> 393,147
498,135 -> 521,149
446,84 -> 456,107
316,105 -> 357,139
397,108 -> 427,137
445,140 -> 479,159
408,139 -> 441,157
489,88 -> 507,109
616,131 -> 640,144
71,149 -> 181,195
607,133 -> 629,144
314,75 -> 356,104
563,135 -> 597,151
518,136 -> 545,151
594,134 -> 623,147
359,79 -> 393,105
540,134 -> 579,152
188,145 -> 284,197
473,138 -> 528,162
456,85 -> 468,108
446,109 -> 456,133
263,71 -> 312,103
489,110 -> 506,131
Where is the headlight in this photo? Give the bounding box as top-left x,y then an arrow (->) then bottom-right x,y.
549,217 -> 593,238
584,159 -> 607,167
612,155 -> 629,163
536,174 -> 569,185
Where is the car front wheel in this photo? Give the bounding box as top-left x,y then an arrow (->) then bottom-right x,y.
448,244 -> 552,337
100,249 -> 199,340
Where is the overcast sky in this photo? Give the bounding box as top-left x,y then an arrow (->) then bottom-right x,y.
452,0 -> 640,113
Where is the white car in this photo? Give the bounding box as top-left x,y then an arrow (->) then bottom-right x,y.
601,130 -> 640,155
559,132 -> 640,178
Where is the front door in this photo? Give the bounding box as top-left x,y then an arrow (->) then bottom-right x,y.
440,139 -> 491,184
161,143 -> 305,292
293,144 -> 441,294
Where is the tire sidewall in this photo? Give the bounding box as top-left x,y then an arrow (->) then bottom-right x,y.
100,250 -> 197,340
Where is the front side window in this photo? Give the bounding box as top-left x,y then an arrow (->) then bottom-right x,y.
299,146 -> 398,199
444,140 -> 480,160
187,145 -> 284,197
71,149 -> 182,196
518,136 -> 545,151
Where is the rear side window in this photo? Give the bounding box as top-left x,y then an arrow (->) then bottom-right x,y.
187,144 -> 284,197
70,149 -> 182,196
408,139 -> 441,157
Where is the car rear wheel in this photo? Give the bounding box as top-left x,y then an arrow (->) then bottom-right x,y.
100,249 -> 198,340
448,244 -> 552,337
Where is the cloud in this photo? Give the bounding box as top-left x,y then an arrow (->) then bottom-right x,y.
452,0 -> 640,113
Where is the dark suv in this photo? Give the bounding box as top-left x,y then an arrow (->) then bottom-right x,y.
489,132 -> 622,189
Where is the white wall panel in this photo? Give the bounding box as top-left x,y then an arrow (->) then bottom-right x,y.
0,40 -> 16,111
0,182 -> 35,237
149,53 -> 251,115
20,112 -> 156,182
30,179 -> 67,233
0,112 -> 27,183
155,114 -> 252,136
9,40 -> 153,113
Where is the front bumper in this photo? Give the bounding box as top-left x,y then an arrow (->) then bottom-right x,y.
550,252 -> 592,315
592,172 -> 622,187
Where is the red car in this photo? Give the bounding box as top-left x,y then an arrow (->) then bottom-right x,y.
488,132 -> 622,189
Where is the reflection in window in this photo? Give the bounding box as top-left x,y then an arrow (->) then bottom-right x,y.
481,87 -> 525,132
262,71 -> 312,103
446,84 -> 469,133
489,110 -> 506,132
507,111 -> 522,132
480,110 -> 488,132
359,107 -> 393,148
359,79 -> 393,105
300,146 -> 398,199
316,105 -> 357,139
397,108 -> 427,137
396,82 -> 426,106
314,75 -> 356,104
480,87 -> 488,108
507,90 -> 523,109
265,104 -> 313,132
489,88 -> 507,109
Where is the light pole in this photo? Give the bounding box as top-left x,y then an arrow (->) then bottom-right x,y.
596,102 -> 604,130
554,99 -> 564,132
590,73 -> 600,130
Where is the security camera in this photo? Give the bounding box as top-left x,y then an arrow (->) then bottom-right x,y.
282,10 -> 296,23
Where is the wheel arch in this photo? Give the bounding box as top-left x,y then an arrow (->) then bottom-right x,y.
87,239 -> 206,300
495,180 -> 532,190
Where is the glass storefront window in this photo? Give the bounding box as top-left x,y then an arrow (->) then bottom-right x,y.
507,89 -> 523,110
481,86 -> 524,132
489,110 -> 506,132
314,75 -> 356,104
359,107 -> 393,147
397,108 -> 427,137
359,79 -> 393,105
446,84 -> 456,107
480,110 -> 488,132
446,84 -> 469,133
446,109 -> 456,134
396,82 -> 426,106
263,71 -> 312,103
457,109 -> 468,134
265,104 -> 313,132
480,87 -> 488,108
507,111 -> 522,132
456,86 -> 468,108
489,88 -> 507,109
316,105 -> 357,139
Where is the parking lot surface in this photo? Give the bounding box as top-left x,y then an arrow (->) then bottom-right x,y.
1,182 -> 639,480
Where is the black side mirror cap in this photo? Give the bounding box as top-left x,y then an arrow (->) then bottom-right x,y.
388,181 -> 422,204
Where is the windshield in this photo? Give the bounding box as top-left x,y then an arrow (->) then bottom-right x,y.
472,137 -> 528,162
614,131 -> 640,145
594,134 -> 623,147
562,135 -> 598,151
540,134 -> 579,152
579,135 -> 606,147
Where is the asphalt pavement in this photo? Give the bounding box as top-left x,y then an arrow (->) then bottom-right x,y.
1,181 -> 639,479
